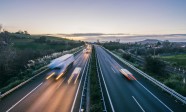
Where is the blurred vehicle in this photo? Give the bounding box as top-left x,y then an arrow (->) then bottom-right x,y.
119,68 -> 136,80
68,67 -> 81,84
83,44 -> 91,53
47,54 -> 75,80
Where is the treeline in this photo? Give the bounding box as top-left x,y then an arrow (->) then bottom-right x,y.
102,40 -> 186,96
103,41 -> 186,56
102,42 -> 132,51
34,36 -> 82,47
122,52 -> 166,76
0,31 -> 84,89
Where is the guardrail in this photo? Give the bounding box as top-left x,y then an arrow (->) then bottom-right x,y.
0,67 -> 49,99
95,51 -> 107,112
103,47 -> 186,104
79,54 -> 91,112
0,46 -> 84,99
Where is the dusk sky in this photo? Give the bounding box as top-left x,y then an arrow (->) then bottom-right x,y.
0,0 -> 186,35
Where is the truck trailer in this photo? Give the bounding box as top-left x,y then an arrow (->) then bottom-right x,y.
47,54 -> 75,80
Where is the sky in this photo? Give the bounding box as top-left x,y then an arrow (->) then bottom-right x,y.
0,0 -> 186,36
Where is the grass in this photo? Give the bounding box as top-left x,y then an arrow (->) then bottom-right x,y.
161,54 -> 186,68
0,32 -> 84,93
12,35 -> 74,51
90,46 -> 103,112
112,50 -> 186,96
164,74 -> 186,96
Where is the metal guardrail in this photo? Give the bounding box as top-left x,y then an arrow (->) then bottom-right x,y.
0,46 -> 84,99
95,51 -> 107,112
119,49 -> 186,76
79,54 -> 91,112
104,47 -> 186,104
0,68 -> 49,98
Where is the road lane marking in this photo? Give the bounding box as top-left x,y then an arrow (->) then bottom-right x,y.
97,50 -> 115,112
96,62 -> 107,111
136,80 -> 173,112
132,96 -> 145,112
101,47 -> 174,112
111,67 -> 116,73
74,51 -> 84,65
6,83 -> 43,112
78,56 -> 91,112
57,77 -> 66,89
70,55 -> 90,112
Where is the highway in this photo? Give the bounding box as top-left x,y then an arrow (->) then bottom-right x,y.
95,45 -> 186,112
0,50 -> 90,112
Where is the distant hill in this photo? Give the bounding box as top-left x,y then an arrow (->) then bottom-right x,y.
137,39 -> 162,44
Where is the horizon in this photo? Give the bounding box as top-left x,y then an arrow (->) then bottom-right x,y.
1,0 -> 186,34
48,33 -> 186,42
1,0 -> 186,42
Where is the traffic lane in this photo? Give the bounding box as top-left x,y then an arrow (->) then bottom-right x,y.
98,47 -> 173,112
72,52 -> 91,112
0,51 -> 84,112
96,47 -> 146,112
8,52 -> 89,112
102,47 -> 186,111
0,70 -> 49,112
96,46 -> 171,112
42,53 -> 90,112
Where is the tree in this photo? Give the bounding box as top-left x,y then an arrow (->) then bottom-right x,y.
24,31 -> 30,35
156,41 -> 161,46
144,56 -> 166,75
15,30 -> 24,34
122,53 -> 132,61
162,40 -> 171,48
0,31 -> 12,45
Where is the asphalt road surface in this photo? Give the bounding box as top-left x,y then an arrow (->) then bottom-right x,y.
0,51 -> 90,112
95,45 -> 186,112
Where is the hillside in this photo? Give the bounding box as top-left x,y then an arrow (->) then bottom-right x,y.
138,39 -> 162,44
0,31 -> 84,89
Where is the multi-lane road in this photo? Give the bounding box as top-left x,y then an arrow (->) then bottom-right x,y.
1,45 -> 186,112
0,51 -> 90,112
95,45 -> 186,112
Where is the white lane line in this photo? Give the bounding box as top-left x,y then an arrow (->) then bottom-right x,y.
101,47 -> 174,112
136,80 -> 173,112
97,50 -> 115,112
70,55 -> 90,112
111,67 -> 116,73
74,52 -> 83,65
102,49 -> 122,69
132,96 -> 145,112
78,56 -> 91,112
6,83 -> 43,112
57,77 -> 66,89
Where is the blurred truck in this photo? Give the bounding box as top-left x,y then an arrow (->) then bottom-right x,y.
47,54 -> 75,80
